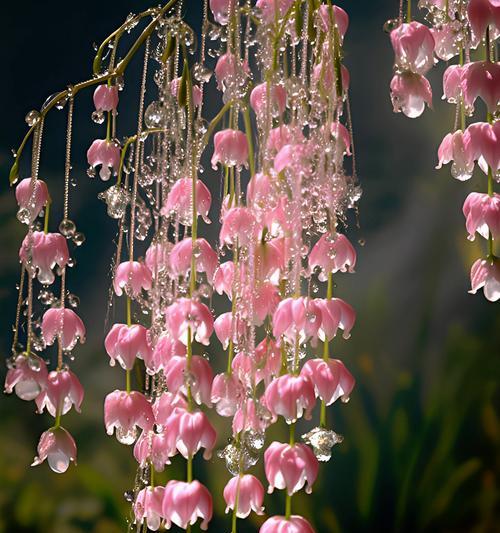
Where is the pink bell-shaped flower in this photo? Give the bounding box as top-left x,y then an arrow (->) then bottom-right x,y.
254,338 -> 282,385
390,72 -> 432,118
312,61 -> 350,98
223,474 -> 265,519
170,77 -> 202,107
436,129 -> 476,180
32,426 -> 77,474
461,61 -> 500,114
467,0 -> 500,41
309,233 -> 356,279
264,441 -> 319,495
260,515 -> 316,533
113,260 -> 152,298
220,207 -> 260,247
165,298 -> 214,346
15,178 -> 50,223
264,374 -> 316,423
134,431 -> 172,471
162,177 -> 212,225
256,0 -> 295,24
20,231 -> 69,285
4,354 -> 48,401
134,486 -> 165,532
467,121 -> 500,174
145,241 -> 172,274
250,82 -> 287,117
211,129 -> 249,170
104,390 -> 154,444
164,355 -> 213,407
469,258 -> 500,302
162,480 -> 213,531
210,0 -> 231,25
149,333 -> 186,374
232,397 -> 271,435
442,64 -> 465,104
267,125 -> 305,153
317,4 -> 349,40
316,297 -> 356,341
272,297 -> 322,344
390,21 -> 435,75
105,323 -> 153,371
463,192 -> 500,241
153,391 -> 188,427
93,85 -> 119,112
35,368 -> 84,417
214,52 -> 250,91
163,407 -> 217,460
213,261 -> 237,297
41,308 -> 86,351
301,358 -> 355,405
247,172 -> 276,209
214,312 -> 247,350
169,237 -> 219,281
87,139 -> 120,181
431,22 -> 461,61
211,372 -> 245,416
253,282 -> 280,325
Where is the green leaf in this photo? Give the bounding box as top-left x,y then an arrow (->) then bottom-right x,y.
9,160 -> 19,185
161,34 -> 176,64
178,59 -> 189,107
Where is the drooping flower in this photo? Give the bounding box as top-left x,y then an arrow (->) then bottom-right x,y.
35,368 -> 84,417
390,72 -> 432,118
272,297 -> 322,344
309,233 -> 356,279
301,358 -> 355,405
170,77 -> 202,107
467,0 -> 500,41
134,431 -> 172,471
162,178 -> 212,225
466,121 -> 500,174
145,241 -> 172,274
436,129 -> 475,180
214,52 -> 250,91
153,391 -> 188,427
211,129 -> 249,170
32,426 -> 77,474
317,4 -> 349,41
104,390 -> 154,444
15,178 -> 50,223
163,355 -> 213,407
214,312 -> 247,350
4,354 -> 48,401
264,441 -> 319,495
260,515 -> 316,533
19,231 -> 69,285
469,258 -> 500,302
41,308 -> 86,351
461,61 -> 500,114
264,374 -> 316,422
256,0 -> 295,25
134,486 -> 165,532
210,0 -> 230,25
113,260 -> 152,298
442,64 -> 465,104
104,323 -> 153,371
220,207 -> 260,247
169,237 -> 218,281
250,82 -> 287,118
87,139 -> 120,181
390,21 -> 435,75
149,333 -> 186,374
316,298 -> 356,341
165,298 -> 214,346
211,372 -> 245,416
162,480 -> 213,531
463,192 -> 500,241
93,85 -> 119,112
223,474 -> 265,519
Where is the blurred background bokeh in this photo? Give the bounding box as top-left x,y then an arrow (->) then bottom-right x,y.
0,1 -> 499,532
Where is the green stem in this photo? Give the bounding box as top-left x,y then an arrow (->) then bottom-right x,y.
242,105 -> 255,176
406,0 -> 411,23
106,111 -> 112,141
186,327 -> 194,409
54,410 -> 62,429
126,296 -> 132,326
485,25 -> 491,62
43,200 -> 51,234
231,474 -> 241,533
126,369 -> 131,393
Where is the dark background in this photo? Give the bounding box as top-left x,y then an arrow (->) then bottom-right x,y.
0,1 -> 499,532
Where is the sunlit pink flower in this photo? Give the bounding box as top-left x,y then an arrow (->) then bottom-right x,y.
301,358 -> 355,405
153,391 -> 188,427
105,323 -> 153,371
32,427 -> 77,474
211,129 -> 249,170
210,0 -> 230,24
467,121 -> 500,173
165,298 -> 214,346
113,260 -> 152,298
211,372 -> 245,416
431,22 -> 461,61
19,231 -> 69,285
274,143 -> 311,175
134,486 -> 165,532
267,125 -> 305,153
390,72 -> 432,118
93,85 -> 119,112
145,241 -> 172,273
309,233 -> 356,279
214,52 -> 250,90
170,77 -> 202,106
317,5 -> 349,41
256,0 -> 295,24
469,258 -> 500,301
467,0 -> 500,41
255,239 -> 285,283
15,178 -> 50,222
312,61 -> 350,97
442,64 -> 465,104
260,515 -> 315,533
232,397 -> 270,435
390,21 -> 435,75
264,441 -> 319,495
41,308 -> 86,351
164,407 -> 216,460
264,374 -> 316,422
254,282 -> 280,324
214,312 -> 246,350
164,355 -> 213,407
35,368 -> 84,417
250,82 -> 287,117
461,61 -> 500,114
162,480 -> 212,531
316,297 -> 356,341
463,192 -> 500,241
436,129 -> 475,180
169,237 -> 218,281
213,261 -> 236,297
104,390 -> 154,444
224,474 -> 265,518
254,338 -> 282,385
220,207 -> 260,247
247,172 -> 276,210
4,354 -> 48,401
272,297 -> 322,344
149,333 -> 186,374
162,178 -> 212,225
134,431 -> 172,471
87,139 -> 120,180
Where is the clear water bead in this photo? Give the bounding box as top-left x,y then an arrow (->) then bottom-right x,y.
302,427 -> 344,462
91,110 -> 106,124
59,219 -> 76,237
98,185 -> 130,219
25,110 -> 41,126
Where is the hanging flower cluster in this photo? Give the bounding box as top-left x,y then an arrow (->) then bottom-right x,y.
6,0 -> 362,531
387,0 -> 500,302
